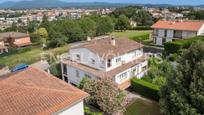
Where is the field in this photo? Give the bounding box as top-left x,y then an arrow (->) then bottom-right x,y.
0,45 -> 69,68
111,30 -> 152,45
125,98 -> 161,115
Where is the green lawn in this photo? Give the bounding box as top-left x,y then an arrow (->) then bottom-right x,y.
0,45 -> 69,68
125,98 -> 161,115
111,30 -> 153,45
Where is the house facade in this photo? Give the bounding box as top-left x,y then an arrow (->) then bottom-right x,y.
151,20 -> 204,45
0,32 -> 32,53
61,37 -> 148,89
0,67 -> 88,115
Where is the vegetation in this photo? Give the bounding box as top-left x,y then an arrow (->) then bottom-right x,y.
84,106 -> 102,115
125,98 -> 161,115
186,10 -> 204,20
111,6 -> 154,26
0,45 -> 68,68
115,15 -> 130,31
111,30 -> 152,45
79,77 -> 126,114
164,36 -> 204,55
160,41 -> 204,115
131,78 -> 160,101
142,58 -> 173,87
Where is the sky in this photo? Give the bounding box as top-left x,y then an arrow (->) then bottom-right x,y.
0,0 -> 204,5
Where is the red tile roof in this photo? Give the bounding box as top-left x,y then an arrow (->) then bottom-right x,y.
73,37 -> 143,59
0,67 -> 88,115
151,20 -> 204,31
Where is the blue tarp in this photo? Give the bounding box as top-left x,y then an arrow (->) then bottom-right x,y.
11,64 -> 29,72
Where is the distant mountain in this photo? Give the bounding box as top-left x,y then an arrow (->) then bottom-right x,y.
0,0 -> 133,9
0,0 -> 203,9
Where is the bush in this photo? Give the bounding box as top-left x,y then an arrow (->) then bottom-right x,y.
84,106 -> 102,115
49,63 -> 61,77
164,36 -> 204,54
131,78 -> 160,101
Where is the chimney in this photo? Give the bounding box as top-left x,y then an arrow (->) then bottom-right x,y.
111,38 -> 115,46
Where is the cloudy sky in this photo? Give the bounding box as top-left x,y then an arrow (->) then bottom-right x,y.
0,0 -> 203,5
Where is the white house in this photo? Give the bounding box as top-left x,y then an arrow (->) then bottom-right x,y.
0,67 -> 88,115
61,36 -> 148,90
151,20 -> 204,45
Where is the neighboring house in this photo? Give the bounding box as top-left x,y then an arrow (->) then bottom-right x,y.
0,67 -> 88,115
61,36 -> 148,90
0,32 -> 32,53
151,20 -> 204,45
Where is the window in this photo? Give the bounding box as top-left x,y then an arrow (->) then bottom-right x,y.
85,74 -> 92,79
142,66 -> 147,72
118,72 -> 128,82
91,59 -> 95,64
107,59 -> 111,67
164,30 -> 167,37
116,57 -> 121,63
76,70 -> 80,78
76,54 -> 81,61
63,64 -> 67,75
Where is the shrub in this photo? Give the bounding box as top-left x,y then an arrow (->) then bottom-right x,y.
49,63 -> 61,77
84,106 -> 102,115
164,36 -> 204,55
131,78 -> 160,101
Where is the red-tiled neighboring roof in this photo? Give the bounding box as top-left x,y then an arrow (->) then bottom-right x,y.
73,37 -> 143,59
151,20 -> 204,31
0,67 -> 88,115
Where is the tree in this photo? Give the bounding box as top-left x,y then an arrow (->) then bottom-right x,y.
160,41 -> 204,115
40,15 -> 50,29
32,28 -> 48,45
96,16 -> 114,36
132,10 -> 154,26
81,77 -> 126,114
78,17 -> 96,37
115,15 -> 130,31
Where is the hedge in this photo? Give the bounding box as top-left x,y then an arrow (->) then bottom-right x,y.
164,36 -> 204,54
131,78 -> 160,101
131,26 -> 152,30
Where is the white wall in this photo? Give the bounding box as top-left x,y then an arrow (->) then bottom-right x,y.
158,29 -> 165,37
182,31 -> 197,38
65,65 -> 96,85
57,101 -> 84,115
106,49 -> 143,71
115,60 -> 148,84
70,48 -> 106,71
198,24 -> 204,36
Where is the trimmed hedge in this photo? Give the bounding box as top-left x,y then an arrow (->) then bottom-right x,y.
131,26 -> 152,30
131,78 -> 160,101
164,36 -> 204,54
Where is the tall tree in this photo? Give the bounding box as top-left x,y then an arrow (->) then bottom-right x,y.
96,16 -> 114,36
160,41 -> 204,115
115,15 -> 130,31
132,10 -> 154,26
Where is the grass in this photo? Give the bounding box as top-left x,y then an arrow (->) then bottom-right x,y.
0,45 -> 69,68
125,98 -> 161,115
110,30 -> 152,45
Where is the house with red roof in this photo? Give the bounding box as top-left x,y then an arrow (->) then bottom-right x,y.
151,20 -> 204,45
0,32 -> 32,53
0,67 -> 88,115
